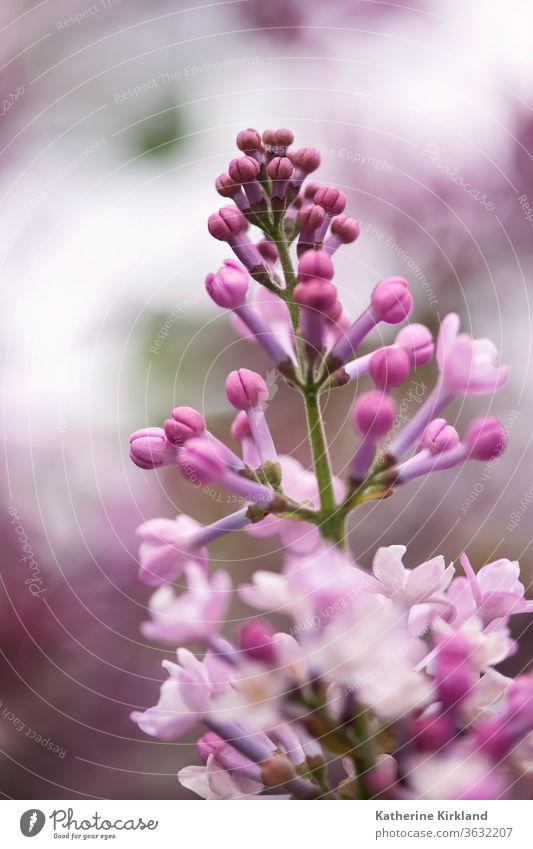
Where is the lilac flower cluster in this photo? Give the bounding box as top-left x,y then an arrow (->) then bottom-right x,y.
128,128 -> 532,799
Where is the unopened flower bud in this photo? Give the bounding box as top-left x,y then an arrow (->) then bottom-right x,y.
297,249 -> 334,282
164,406 -> 206,445
294,280 -> 337,312
129,428 -> 178,469
238,620 -> 276,663
205,259 -> 249,309
418,418 -> 459,455
226,369 -> 269,410
369,346 -> 410,389
314,185 -> 346,215
228,155 -> 260,184
290,146 -> 321,174
267,156 -> 293,181
236,127 -> 262,153
466,417 -> 507,460
208,206 -> 248,241
299,204 -> 326,230
395,323 -> 434,367
352,390 -> 396,437
371,277 -> 413,324
330,214 -> 360,243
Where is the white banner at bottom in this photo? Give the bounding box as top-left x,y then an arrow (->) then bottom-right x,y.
2,799 -> 529,848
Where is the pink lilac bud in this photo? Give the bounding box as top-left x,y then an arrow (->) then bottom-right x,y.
229,155 -> 260,183
226,369 -> 269,411
465,417 -> 507,461
164,406 -> 206,444
435,632 -> 476,711
238,620 -> 276,663
294,280 -> 338,358
369,346 -> 410,389
371,277 -> 413,324
236,127 -> 262,154
304,181 -> 323,201
290,146 -> 321,174
297,204 -> 327,255
215,172 -> 249,213
324,215 -> 360,255
267,156 -> 294,202
257,239 -> 279,264
352,391 -> 396,438
297,249 -> 334,282
314,185 -> 347,216
413,715 -> 455,752
395,323 -> 434,367
262,127 -> 294,159
208,205 -> 248,241
349,392 -> 397,482
228,156 -> 264,208
331,215 -> 360,243
417,419 -> 460,455
208,206 -> 264,273
205,259 -> 249,309
129,428 -> 178,469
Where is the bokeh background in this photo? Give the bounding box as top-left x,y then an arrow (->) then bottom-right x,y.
1,0 -> 532,799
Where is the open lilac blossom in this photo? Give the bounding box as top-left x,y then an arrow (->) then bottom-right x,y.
127,126 -> 530,800
141,564 -> 232,645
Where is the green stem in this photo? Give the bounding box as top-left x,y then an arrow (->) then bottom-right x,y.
275,229 -> 299,332
304,389 -> 345,546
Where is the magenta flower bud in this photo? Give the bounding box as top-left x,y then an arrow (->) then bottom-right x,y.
267,156 -> 293,181
297,204 -> 327,256
236,127 -> 262,153
369,346 -> 410,389
435,632 -> 475,710
294,280 -> 337,312
330,215 -> 360,243
371,277 -> 413,324
299,204 -> 326,231
215,173 -> 249,213
164,406 -> 206,445
351,390 -> 396,437
228,155 -> 260,184
314,185 -> 346,215
256,239 -> 279,264
418,418 -> 460,455
225,369 -> 269,411
290,146 -> 321,174
267,156 -> 294,202
215,172 -> 238,198
179,437 -> 226,485
413,715 -> 455,753
465,417 -> 508,460
130,428 -> 178,469
208,206 -> 248,241
304,181 -> 323,201
205,259 -> 249,309
238,620 -> 276,663
297,249 -> 334,282
395,323 -> 434,367
326,298 -> 344,324
262,128 -> 294,147
295,280 -> 338,358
